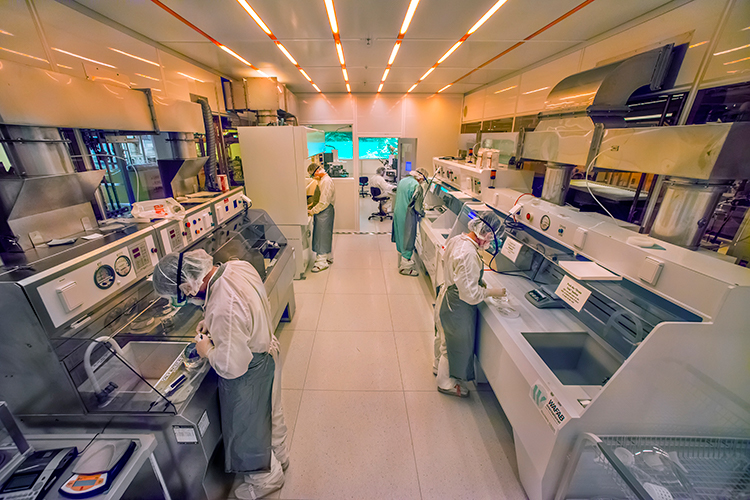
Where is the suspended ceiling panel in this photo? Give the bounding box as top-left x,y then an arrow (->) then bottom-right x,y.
4,0 -> 683,96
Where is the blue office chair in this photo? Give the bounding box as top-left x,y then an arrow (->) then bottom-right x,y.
359,176 -> 369,197
369,187 -> 392,221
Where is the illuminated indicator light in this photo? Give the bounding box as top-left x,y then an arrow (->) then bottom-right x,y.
437,41 -> 462,64
276,43 -> 298,65
336,42 -> 345,65
0,46 -> 48,63
714,44 -> 750,56
108,47 -> 159,66
135,72 -> 160,81
299,68 -> 312,81
381,68 -> 390,82
467,0 -> 508,34
220,45 -> 254,67
51,48 -> 116,68
494,85 -> 517,94
235,0 -> 272,35
400,0 -> 420,34
724,56 -> 750,66
522,86 -> 549,95
324,0 -> 338,34
388,42 -> 401,65
408,83 -> 418,93
346,83 -> 351,93
342,67 -> 349,81
378,83 -> 384,92
312,83 -> 321,92
419,67 -> 435,81
438,84 -> 451,93
178,72 -> 205,82
0,29 -> 14,36
688,40 -> 708,49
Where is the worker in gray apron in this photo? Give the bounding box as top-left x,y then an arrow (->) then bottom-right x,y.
434,214 -> 506,397
153,250 -> 288,499
308,163 -> 336,272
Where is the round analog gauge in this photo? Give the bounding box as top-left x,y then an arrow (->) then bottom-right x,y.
94,265 -> 116,289
115,255 -> 132,277
540,215 -> 551,231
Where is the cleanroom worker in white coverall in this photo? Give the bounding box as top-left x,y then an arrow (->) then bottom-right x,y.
392,168 -> 429,276
307,163 -> 336,273
153,249 -> 288,499
370,166 -> 396,210
434,214 -> 506,397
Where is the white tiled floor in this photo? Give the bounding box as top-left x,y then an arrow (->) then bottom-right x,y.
231,232 -> 525,499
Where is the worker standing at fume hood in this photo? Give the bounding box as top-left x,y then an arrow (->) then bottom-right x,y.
153,250 -> 289,499
308,163 -> 336,273
434,215 -> 506,398
392,168 -> 429,276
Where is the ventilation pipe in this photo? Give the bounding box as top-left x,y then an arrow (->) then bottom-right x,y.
195,97 -> 219,191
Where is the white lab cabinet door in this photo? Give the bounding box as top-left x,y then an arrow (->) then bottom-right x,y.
239,126 -> 323,226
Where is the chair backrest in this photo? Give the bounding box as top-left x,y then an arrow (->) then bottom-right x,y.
359,176 -> 368,185
370,186 -> 383,198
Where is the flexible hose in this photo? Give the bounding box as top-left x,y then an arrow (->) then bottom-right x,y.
196,97 -> 219,191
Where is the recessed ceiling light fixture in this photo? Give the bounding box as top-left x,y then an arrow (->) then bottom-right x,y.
724,55 -> 750,66
714,44 -> 750,56
234,0 -> 322,91
52,48 -> 116,68
0,29 -> 14,36
324,0 -> 350,93
108,47 -> 160,66
437,84 -> 452,93
689,40 -> 708,49
407,0 -> 508,93
378,0 -> 420,93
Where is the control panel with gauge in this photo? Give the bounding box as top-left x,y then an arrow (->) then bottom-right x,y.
35,234 -> 159,329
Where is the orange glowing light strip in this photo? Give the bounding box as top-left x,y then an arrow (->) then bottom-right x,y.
233,0 -> 321,91
150,0 -> 268,78
324,0 -> 349,92
0,29 -> 14,36
432,0 -> 597,96
689,40 -> 708,49
437,84 -> 451,93
135,72 -> 160,81
724,55 -> 750,66
0,46 -> 47,62
378,0 -> 419,93
407,0 -> 508,93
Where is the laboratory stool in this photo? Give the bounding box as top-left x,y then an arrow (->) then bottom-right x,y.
359,176 -> 369,197
369,187 -> 392,221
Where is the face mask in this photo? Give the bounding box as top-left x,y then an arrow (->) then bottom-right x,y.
479,237 -> 492,251
486,237 -> 499,254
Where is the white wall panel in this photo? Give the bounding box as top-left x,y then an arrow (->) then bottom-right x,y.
483,76 -> 522,120
404,95 -> 463,173
516,51 -> 581,115
463,89 -> 486,123
294,93 -> 354,124
356,95 -> 403,136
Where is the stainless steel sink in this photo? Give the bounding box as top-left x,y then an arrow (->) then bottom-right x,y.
522,332 -> 622,386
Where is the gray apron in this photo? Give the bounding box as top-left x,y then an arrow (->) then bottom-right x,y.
219,352 -> 275,473
438,268 -> 485,381
312,204 -> 334,254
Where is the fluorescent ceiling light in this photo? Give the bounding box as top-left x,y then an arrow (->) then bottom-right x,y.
400,0 -> 420,34
178,72 -> 205,82
378,83 -> 384,92
299,68 -> 312,81
235,0 -> 272,35
108,47 -> 159,66
388,43 -> 401,65
438,84 -> 451,93
408,83 -> 418,93
419,67 -> 435,81
336,42 -> 345,65
312,83 -> 321,92
467,0 -> 508,34
742,26 -> 750,31
276,43 -> 298,65
688,41 -> 708,49
220,45 -> 254,67
324,0 -> 338,34
714,44 -> 750,56
52,48 -> 115,68
522,86 -> 549,95
437,41 -> 462,64
0,29 -> 14,36
346,83 -> 351,93
494,85 -> 517,94
135,72 -> 160,81
724,55 -> 750,65
342,68 -> 349,81
257,69 -> 269,77
381,68 -> 390,82
0,46 -> 47,62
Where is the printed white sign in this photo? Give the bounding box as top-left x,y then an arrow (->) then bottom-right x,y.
198,411 -> 210,437
501,237 -> 523,263
173,425 -> 198,444
555,275 -> 592,312
530,380 -> 568,434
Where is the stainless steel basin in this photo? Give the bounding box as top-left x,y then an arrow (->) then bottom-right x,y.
522,332 -> 622,386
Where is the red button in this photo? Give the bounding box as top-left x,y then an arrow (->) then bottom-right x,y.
186,222 -> 191,227
526,213 -> 531,220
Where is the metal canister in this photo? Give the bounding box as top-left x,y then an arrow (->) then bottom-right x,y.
650,178 -> 730,249
541,163 -> 576,206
